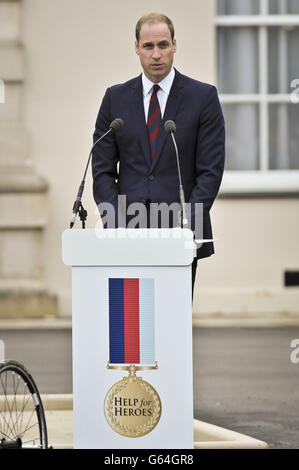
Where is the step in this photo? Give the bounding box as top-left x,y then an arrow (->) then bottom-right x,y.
41,395 -> 269,450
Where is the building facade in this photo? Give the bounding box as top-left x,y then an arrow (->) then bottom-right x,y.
0,0 -> 298,319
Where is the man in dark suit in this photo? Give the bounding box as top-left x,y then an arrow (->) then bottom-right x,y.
92,12 -> 225,293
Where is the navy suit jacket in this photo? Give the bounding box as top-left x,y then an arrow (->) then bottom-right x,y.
92,69 -> 225,259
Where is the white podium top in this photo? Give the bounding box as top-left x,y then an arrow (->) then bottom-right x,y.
62,228 -> 196,266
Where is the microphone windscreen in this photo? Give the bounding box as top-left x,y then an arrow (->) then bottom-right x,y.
164,120 -> 176,133
109,118 -> 124,132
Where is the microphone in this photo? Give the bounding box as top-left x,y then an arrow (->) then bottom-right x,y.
70,118 -> 124,228
164,120 -> 188,227
164,120 -> 176,133
109,118 -> 124,132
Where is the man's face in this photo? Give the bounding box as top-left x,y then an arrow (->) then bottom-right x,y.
135,22 -> 176,83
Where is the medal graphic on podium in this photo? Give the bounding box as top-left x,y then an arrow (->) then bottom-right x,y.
104,278 -> 161,438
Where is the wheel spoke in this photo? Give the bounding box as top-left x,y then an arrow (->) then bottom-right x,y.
20,420 -> 39,437
0,373 -> 17,438
0,429 -> 12,440
22,437 -> 41,446
12,372 -> 21,436
13,392 -> 32,435
20,408 -> 37,438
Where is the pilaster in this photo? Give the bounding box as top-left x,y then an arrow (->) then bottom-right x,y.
0,0 -> 57,317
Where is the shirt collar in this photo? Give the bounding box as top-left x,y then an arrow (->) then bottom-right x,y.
142,67 -> 175,97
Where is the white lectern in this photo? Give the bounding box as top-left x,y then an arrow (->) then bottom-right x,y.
62,228 -> 196,449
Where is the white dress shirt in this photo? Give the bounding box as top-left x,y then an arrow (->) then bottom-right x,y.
142,67 -> 175,121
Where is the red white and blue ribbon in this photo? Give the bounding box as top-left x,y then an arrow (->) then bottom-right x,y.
108,278 -> 155,364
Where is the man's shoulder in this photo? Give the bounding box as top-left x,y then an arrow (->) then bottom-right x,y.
107,75 -> 141,94
176,70 -> 216,94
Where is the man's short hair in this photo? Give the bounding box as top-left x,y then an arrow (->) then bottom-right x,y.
135,12 -> 175,42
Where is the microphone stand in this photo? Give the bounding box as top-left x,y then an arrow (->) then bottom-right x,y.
169,132 -> 188,228
78,203 -> 88,229
70,128 -> 112,229
70,118 -> 123,229
165,120 -> 188,228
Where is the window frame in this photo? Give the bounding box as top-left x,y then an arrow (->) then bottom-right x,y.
216,3 -> 299,195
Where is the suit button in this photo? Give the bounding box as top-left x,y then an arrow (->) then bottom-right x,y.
149,175 -> 154,181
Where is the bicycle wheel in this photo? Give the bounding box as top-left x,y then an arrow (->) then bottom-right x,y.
0,360 -> 48,449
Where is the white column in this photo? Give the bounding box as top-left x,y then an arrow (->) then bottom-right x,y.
0,0 -> 57,318
259,0 -> 269,170
277,0 -> 289,169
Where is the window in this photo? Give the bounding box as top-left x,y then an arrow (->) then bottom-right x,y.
216,0 -> 299,194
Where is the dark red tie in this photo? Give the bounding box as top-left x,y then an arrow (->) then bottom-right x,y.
147,84 -> 162,159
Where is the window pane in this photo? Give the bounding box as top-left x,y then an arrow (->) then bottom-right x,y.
218,0 -> 259,15
269,0 -> 299,14
268,26 -> 299,93
269,103 -> 299,169
223,104 -> 259,170
218,27 -> 258,93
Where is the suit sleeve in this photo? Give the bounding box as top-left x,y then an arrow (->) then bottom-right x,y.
187,85 -> 225,231
92,88 -> 120,226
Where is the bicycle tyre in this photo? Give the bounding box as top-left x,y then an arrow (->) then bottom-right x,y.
0,360 -> 48,449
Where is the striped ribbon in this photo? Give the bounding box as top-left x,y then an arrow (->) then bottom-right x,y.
108,278 -> 155,364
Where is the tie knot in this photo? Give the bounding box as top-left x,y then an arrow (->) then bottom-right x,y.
153,84 -> 160,93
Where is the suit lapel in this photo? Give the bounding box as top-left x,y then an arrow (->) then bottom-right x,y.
150,70 -> 184,173
130,76 -> 151,168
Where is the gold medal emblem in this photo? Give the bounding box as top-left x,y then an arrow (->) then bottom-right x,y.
104,364 -> 161,438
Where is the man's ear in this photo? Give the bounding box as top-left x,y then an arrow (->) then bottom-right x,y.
173,39 -> 177,53
135,40 -> 140,55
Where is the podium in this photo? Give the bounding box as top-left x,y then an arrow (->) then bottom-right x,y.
62,228 -> 196,449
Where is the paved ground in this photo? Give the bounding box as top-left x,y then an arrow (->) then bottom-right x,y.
1,324 -> 298,449
193,327 -> 299,449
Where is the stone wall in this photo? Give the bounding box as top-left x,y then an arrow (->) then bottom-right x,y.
0,0 -> 57,317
